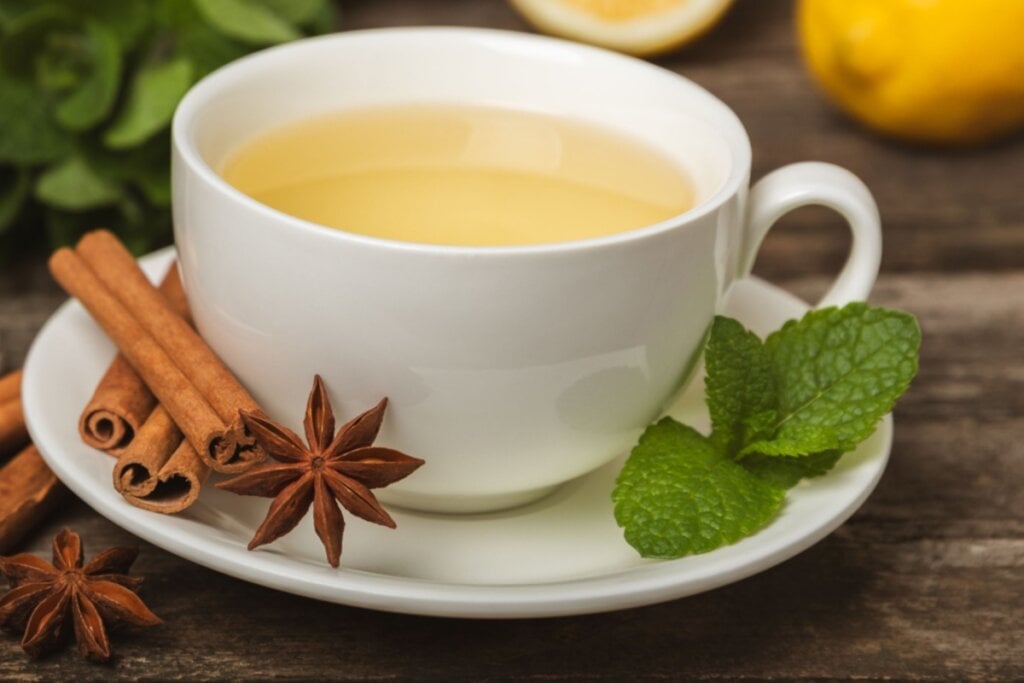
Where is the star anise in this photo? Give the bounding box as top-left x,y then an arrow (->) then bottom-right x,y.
0,528 -> 160,662
217,375 -> 424,567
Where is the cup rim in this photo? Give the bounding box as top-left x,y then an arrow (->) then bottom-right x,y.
172,26 -> 752,256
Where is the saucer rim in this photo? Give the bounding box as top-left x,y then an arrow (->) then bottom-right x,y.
23,248 -> 891,618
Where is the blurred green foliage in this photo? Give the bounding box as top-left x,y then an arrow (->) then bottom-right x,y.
0,0 -> 333,257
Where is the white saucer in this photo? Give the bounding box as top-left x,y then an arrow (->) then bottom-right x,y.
23,249 -> 891,618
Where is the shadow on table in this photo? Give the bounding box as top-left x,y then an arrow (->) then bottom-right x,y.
156,534 -> 877,680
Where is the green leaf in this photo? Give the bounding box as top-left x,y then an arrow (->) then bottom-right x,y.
193,0 -> 300,45
705,316 -> 777,457
54,20 -> 121,130
0,166 -> 29,232
53,0 -> 152,51
612,418 -> 785,559
1,7 -> 122,130
35,154 -> 120,210
254,0 -> 326,26
741,303 -> 920,458
154,0 -> 202,30
104,57 -> 193,149
0,79 -> 72,164
306,1 -> 334,33
175,23 -> 248,78
0,6 -> 74,75
81,137 -> 171,207
741,450 -> 844,489
0,0 -> 333,252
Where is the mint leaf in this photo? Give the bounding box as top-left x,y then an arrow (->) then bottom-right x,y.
742,450 -> 843,489
175,24 -> 249,78
88,134 -> 172,207
741,304 -> 920,458
255,0 -> 326,25
0,80 -> 72,164
613,304 -> 920,560
35,155 -> 120,210
62,0 -> 152,51
193,0 -> 300,45
104,57 -> 193,149
0,0 -> 331,251
0,6 -> 75,75
54,20 -> 122,130
154,0 -> 202,29
613,418 -> 785,559
706,316 -> 776,456
307,2 -> 334,33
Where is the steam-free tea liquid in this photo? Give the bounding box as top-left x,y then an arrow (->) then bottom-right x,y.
221,105 -> 695,246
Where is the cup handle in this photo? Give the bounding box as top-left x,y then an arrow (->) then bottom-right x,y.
739,162 -> 882,308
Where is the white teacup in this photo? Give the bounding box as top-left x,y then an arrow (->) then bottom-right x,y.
172,28 -> 880,513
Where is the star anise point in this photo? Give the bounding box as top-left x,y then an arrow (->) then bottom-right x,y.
220,378 -> 423,567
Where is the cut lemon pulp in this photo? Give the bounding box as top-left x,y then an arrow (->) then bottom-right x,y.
509,0 -> 734,56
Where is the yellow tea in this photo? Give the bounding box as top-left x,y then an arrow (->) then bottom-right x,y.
220,105 -> 694,246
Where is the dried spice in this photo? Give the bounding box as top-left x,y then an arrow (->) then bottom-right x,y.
79,265 -> 190,456
218,376 -> 424,567
0,369 -> 27,458
51,230 -> 269,474
0,447 -> 66,554
0,528 -> 160,662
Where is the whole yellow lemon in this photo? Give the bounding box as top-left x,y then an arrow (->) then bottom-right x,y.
798,0 -> 1024,145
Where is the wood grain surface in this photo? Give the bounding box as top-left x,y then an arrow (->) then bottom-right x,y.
0,1 -> 1021,679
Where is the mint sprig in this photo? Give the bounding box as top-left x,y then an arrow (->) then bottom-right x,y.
613,302 -> 920,559
0,0 -> 333,256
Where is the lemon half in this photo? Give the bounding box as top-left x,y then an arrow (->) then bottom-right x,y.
510,0 -> 734,57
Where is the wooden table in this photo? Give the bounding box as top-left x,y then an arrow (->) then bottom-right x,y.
1,1 -> 1021,679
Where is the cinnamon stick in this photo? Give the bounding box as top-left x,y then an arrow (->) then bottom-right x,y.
79,356 -> 153,454
0,369 -> 27,458
79,265 -> 190,455
49,248 -> 226,464
0,368 -> 21,403
81,262 -> 211,512
113,406 -> 179,497
0,396 -> 27,458
75,230 -> 265,473
0,445 -> 65,553
112,405 -> 210,513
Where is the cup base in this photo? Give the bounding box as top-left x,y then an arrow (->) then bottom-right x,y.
377,482 -> 562,514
